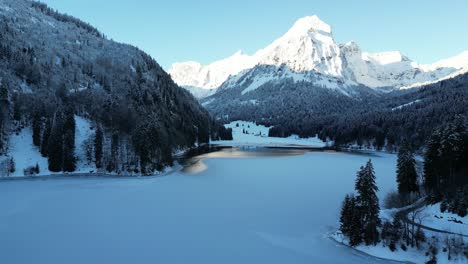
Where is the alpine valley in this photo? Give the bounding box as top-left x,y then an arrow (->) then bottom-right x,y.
1,1 -> 467,264
169,16 -> 468,149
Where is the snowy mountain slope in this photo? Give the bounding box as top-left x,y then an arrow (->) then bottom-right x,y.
169,16 -> 468,98
0,0 -> 223,174
0,116 -> 96,177
169,50 -> 256,90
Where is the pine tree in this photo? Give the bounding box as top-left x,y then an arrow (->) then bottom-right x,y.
340,194 -> 354,236
63,105 -> 75,149
48,112 -> 64,172
397,140 -> 419,198
8,157 -> 15,174
424,131 -> 441,195
355,160 -> 381,245
40,118 -> 51,157
32,111 -> 42,147
62,106 -> 76,172
62,130 -> 76,172
94,126 -> 103,169
348,204 -> 363,247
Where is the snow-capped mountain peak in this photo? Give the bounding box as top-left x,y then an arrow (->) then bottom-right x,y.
168,15 -> 344,92
254,15 -> 343,76
285,15 -> 332,35
169,16 -> 468,98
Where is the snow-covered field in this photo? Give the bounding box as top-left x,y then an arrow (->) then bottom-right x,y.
419,203 -> 467,235
212,121 -> 327,148
0,150 -> 397,264
331,203 -> 468,264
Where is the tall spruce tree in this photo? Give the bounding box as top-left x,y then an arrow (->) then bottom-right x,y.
62,129 -> 76,172
340,194 -> 353,236
424,131 -> 441,195
32,110 -> 42,147
40,118 -> 51,157
48,111 -> 64,172
61,106 -> 76,172
355,160 -> 381,245
94,126 -> 103,169
396,140 -> 419,198
340,194 -> 361,244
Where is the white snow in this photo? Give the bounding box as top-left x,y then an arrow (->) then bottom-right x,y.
168,50 -> 256,93
212,121 -> 327,147
169,16 -> 468,98
331,205 -> 468,264
0,116 -> 96,177
74,115 -> 96,173
391,99 -> 422,111
0,149 -> 399,264
1,127 -> 51,177
419,203 -> 468,236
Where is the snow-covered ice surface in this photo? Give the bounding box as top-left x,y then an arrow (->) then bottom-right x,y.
0,149 -> 398,264
419,203 -> 467,235
212,121 -> 327,147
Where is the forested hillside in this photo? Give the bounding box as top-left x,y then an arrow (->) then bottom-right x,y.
0,0 -> 229,175
204,70 -> 468,150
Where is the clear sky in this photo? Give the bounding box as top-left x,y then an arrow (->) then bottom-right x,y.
41,0 -> 468,69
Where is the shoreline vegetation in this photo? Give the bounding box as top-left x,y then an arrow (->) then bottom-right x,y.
336,120 -> 467,264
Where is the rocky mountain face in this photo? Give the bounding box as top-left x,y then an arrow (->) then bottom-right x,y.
169,16 -> 468,98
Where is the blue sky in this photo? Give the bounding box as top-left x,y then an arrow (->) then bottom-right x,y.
41,0 -> 468,69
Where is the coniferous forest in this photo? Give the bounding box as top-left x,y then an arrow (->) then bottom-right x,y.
0,0 -> 231,175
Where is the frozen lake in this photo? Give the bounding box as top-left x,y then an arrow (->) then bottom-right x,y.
0,148 -> 399,264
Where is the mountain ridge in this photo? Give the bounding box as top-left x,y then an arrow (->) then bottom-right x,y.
169,16 -> 468,98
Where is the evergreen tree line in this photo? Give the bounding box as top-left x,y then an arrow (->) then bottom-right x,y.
32,103 -> 76,172
204,69 -> 468,150
0,1 -> 232,175
424,119 -> 468,217
340,157 -> 427,251
340,119 -> 467,254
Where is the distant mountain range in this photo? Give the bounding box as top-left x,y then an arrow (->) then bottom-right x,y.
169,16 -> 468,98
169,16 -> 468,149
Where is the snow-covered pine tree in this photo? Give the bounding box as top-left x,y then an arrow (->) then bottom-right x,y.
355,160 -> 380,245
396,140 -> 418,199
